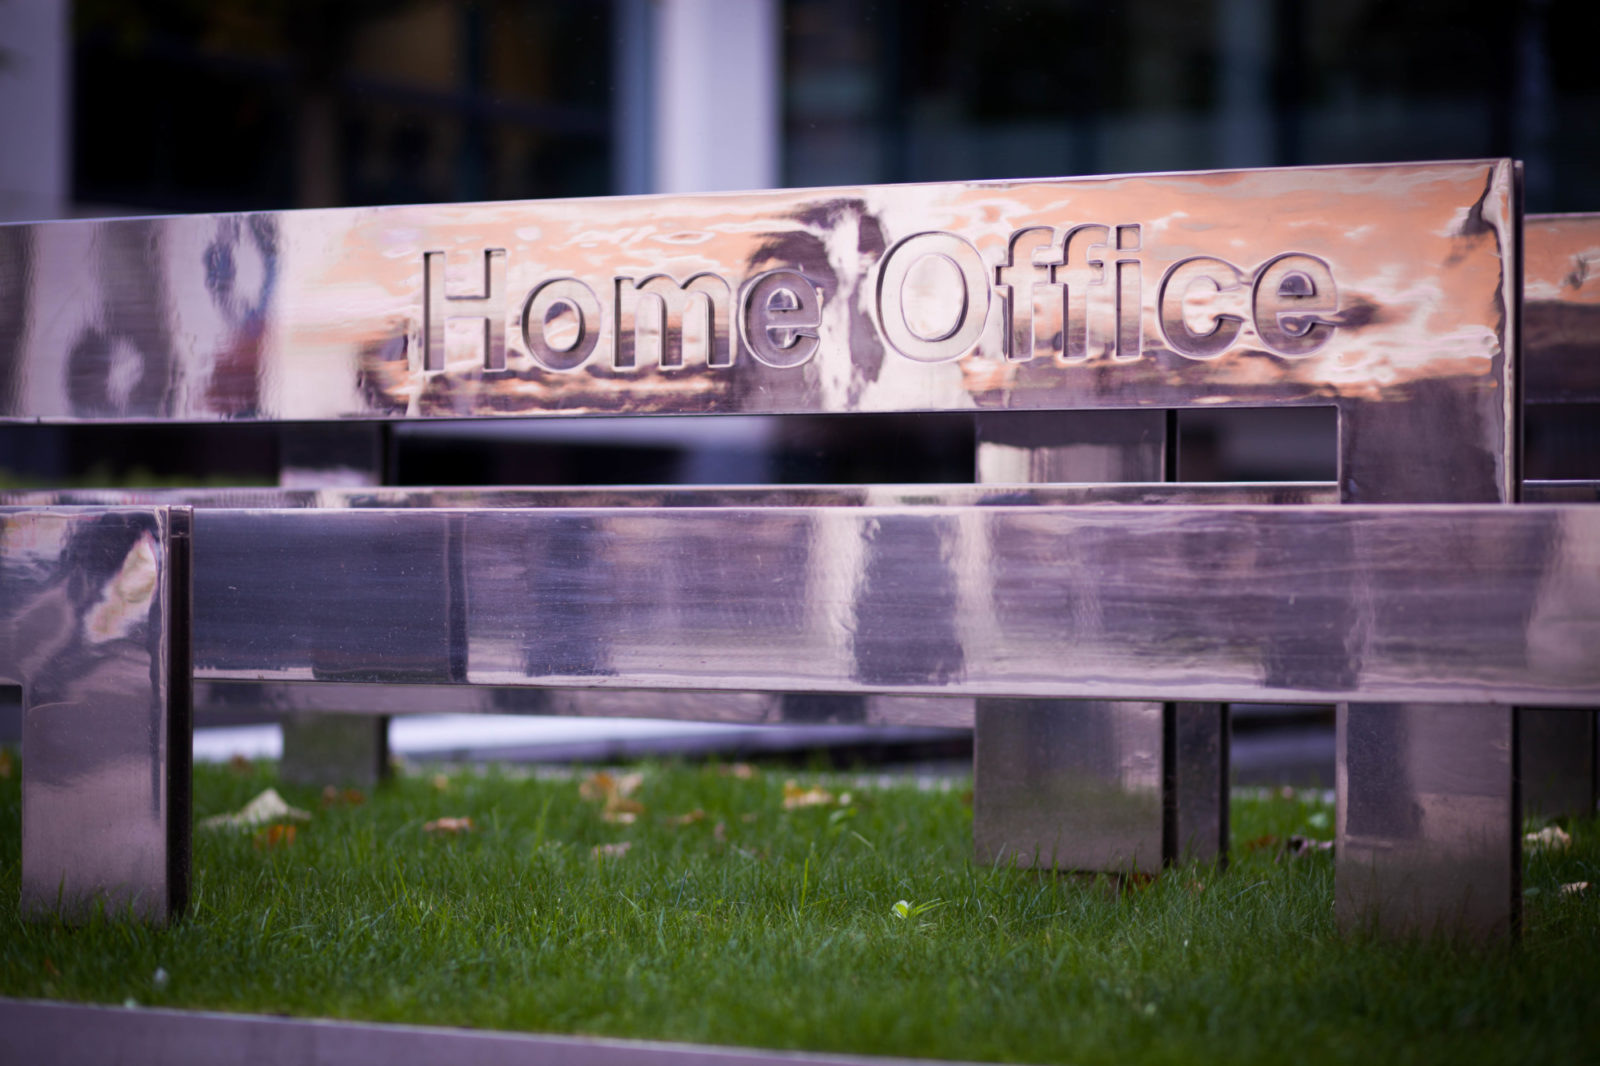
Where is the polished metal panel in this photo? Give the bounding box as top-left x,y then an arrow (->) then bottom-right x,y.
974,699 -> 1163,871
1524,212 -> 1600,405
1,507 -> 189,922
1337,704 -> 1516,940
0,481 -> 1340,510
196,680 -> 977,729
276,423 -> 392,787
0,998 -> 978,1066
181,505 -> 1600,707
1515,213 -> 1600,820
0,162 -> 1517,501
1171,703 -> 1229,864
973,409 -> 1227,875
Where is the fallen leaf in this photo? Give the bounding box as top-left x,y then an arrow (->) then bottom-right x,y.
1526,826 -> 1572,851
1561,881 -> 1591,896
0,749 -> 12,778
321,786 -> 365,808
226,754 -> 252,775
592,841 -> 633,860
200,789 -> 310,830
253,823 -> 297,849
1242,834 -> 1279,853
666,809 -> 706,826
43,958 -> 59,978
580,771 -> 647,822
423,817 -> 475,835
720,763 -> 756,779
782,780 -> 835,809
959,789 -> 973,807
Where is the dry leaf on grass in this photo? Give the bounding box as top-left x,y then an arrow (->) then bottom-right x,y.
423,817 -> 475,835
0,748 -> 12,779
200,788 -> 310,830
321,786 -> 365,808
666,809 -> 706,826
226,754 -> 253,775
1526,826 -> 1572,851
782,780 -> 843,809
1242,834 -> 1279,853
1561,881 -> 1591,896
580,771 -> 646,822
253,823 -> 297,850
592,841 -> 633,860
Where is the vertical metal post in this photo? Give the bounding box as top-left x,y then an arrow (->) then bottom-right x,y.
972,411 -> 1228,872
7,507 -> 191,924
277,425 -> 391,787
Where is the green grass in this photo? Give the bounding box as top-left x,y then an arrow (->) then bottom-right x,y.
2,754 -> 1599,1064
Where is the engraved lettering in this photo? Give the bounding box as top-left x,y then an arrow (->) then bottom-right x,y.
1113,224 -> 1142,362
1058,224 -> 1110,363
877,231 -> 990,363
521,277 -> 601,372
1252,253 -> 1338,356
612,273 -> 733,370
422,248 -> 506,372
741,269 -> 822,369
1157,256 -> 1248,360
994,226 -> 1061,363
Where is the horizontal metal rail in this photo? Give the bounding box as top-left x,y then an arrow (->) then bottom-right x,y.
163,504 -> 1600,708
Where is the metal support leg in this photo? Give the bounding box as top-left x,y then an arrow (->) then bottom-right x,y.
1337,704 -> 1517,940
4,507 -> 191,923
277,425 -> 391,785
972,411 -> 1228,872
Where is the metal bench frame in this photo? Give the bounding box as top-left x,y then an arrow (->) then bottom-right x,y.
3,159 -> 1597,940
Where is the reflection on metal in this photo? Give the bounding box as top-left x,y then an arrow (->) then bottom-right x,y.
1,507 -> 189,923
1337,704 -> 1516,940
0,162 -> 1515,502
1524,212 -> 1600,405
177,505 -> 1600,707
0,482 -> 1340,510
973,409 -> 1228,876
975,699 -> 1163,871
195,680 -> 978,729
276,423 -> 392,786
1514,214 -> 1600,821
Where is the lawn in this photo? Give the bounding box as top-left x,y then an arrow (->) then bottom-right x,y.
2,752 -> 1598,1064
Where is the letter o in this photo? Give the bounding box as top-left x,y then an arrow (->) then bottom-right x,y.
876,231 -> 991,363
520,277 -> 601,372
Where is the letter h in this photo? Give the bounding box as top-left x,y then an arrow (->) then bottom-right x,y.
422,249 -> 507,372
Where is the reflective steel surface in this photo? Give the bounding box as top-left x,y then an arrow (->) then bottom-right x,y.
0,481 -> 1339,510
974,699 -> 1162,871
973,408 -> 1227,875
0,162 -> 1515,501
1524,212 -> 1600,405
1,507 -> 189,922
182,505 -> 1600,706
1337,704 -> 1516,940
